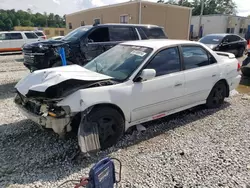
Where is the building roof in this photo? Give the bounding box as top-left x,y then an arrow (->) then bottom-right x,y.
66,0 -> 192,17
121,39 -> 198,49
192,14 -> 249,19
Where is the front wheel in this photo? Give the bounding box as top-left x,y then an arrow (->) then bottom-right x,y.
82,107 -> 125,150
206,82 -> 227,109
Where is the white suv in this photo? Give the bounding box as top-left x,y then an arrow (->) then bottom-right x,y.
0,31 -> 40,52
14,39 -> 241,153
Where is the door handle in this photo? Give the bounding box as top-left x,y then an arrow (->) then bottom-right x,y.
212,74 -> 217,77
174,82 -> 182,87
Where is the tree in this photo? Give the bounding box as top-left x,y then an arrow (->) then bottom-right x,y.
0,9 -> 65,31
0,20 -> 5,31
4,18 -> 13,30
162,0 -> 237,15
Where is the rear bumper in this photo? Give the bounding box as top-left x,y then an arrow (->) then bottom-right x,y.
229,75 -> 241,91
15,102 -> 71,135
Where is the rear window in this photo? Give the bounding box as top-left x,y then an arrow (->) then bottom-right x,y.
25,32 -> 38,39
141,27 -> 166,39
35,32 -> 44,36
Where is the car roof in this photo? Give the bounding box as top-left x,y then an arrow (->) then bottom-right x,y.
204,33 -> 235,37
0,31 -> 36,33
81,23 -> 162,28
121,39 -> 199,50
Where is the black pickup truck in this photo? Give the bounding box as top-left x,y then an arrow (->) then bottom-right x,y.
22,23 -> 167,72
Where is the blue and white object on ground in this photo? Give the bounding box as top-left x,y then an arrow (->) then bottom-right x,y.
58,47 -> 67,66
86,157 -> 117,188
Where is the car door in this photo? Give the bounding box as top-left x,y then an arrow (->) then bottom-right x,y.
219,36 -> 231,53
0,33 -> 10,51
130,47 -> 186,122
181,45 -> 219,105
8,32 -> 25,49
82,26 -> 111,62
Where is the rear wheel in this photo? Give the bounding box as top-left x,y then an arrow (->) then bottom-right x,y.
82,107 -> 125,150
206,82 -> 227,109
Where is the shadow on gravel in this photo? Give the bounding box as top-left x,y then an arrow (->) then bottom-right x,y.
15,58 -> 24,63
0,102 -> 231,187
0,82 -> 17,100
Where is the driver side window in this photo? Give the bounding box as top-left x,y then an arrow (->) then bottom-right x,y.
145,47 -> 181,77
87,27 -> 110,43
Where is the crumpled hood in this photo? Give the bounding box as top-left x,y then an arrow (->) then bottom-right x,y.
23,39 -> 69,49
15,65 -> 112,96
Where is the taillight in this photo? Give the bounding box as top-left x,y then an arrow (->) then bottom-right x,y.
237,61 -> 241,72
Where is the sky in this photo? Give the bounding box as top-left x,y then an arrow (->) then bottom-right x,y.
0,0 -> 249,17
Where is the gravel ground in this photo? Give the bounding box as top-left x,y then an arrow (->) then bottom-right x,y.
0,54 -> 250,188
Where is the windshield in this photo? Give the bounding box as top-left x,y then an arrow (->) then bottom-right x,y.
84,44 -> 153,81
62,26 -> 92,42
199,35 -> 224,44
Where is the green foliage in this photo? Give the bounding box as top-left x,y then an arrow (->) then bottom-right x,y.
0,9 -> 65,31
160,0 -> 237,16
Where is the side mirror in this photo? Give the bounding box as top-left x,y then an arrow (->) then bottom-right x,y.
137,69 -> 156,82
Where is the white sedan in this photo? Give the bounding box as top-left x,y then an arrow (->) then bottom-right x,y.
14,39 -> 241,153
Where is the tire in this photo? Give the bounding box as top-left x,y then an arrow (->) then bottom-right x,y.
52,60 -> 72,67
206,81 -> 227,109
84,107 -> 125,150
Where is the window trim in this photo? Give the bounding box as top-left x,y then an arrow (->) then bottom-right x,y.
180,44 -> 217,71
120,14 -> 129,24
133,45 -> 183,82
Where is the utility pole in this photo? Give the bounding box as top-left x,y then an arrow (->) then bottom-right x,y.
138,0 -> 142,24
198,0 -> 204,38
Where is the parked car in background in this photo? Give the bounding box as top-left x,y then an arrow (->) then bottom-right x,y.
22,23 -> 167,72
14,39 -> 241,152
49,36 -> 64,40
34,31 -> 47,40
0,31 -> 40,52
241,49 -> 250,77
199,33 -> 247,57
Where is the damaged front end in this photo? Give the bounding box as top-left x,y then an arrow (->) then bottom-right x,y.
14,65 -> 117,153
14,91 -> 72,137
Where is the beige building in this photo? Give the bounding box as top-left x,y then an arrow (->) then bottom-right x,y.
14,26 -> 66,38
66,1 -> 192,39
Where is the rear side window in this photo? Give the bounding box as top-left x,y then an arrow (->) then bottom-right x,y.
109,27 -> 137,41
141,27 -> 166,39
182,46 -> 213,70
35,32 -> 44,36
25,32 -> 38,39
230,35 -> 241,42
9,33 -> 23,40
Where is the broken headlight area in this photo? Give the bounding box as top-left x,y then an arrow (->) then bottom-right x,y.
14,92 -> 68,118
